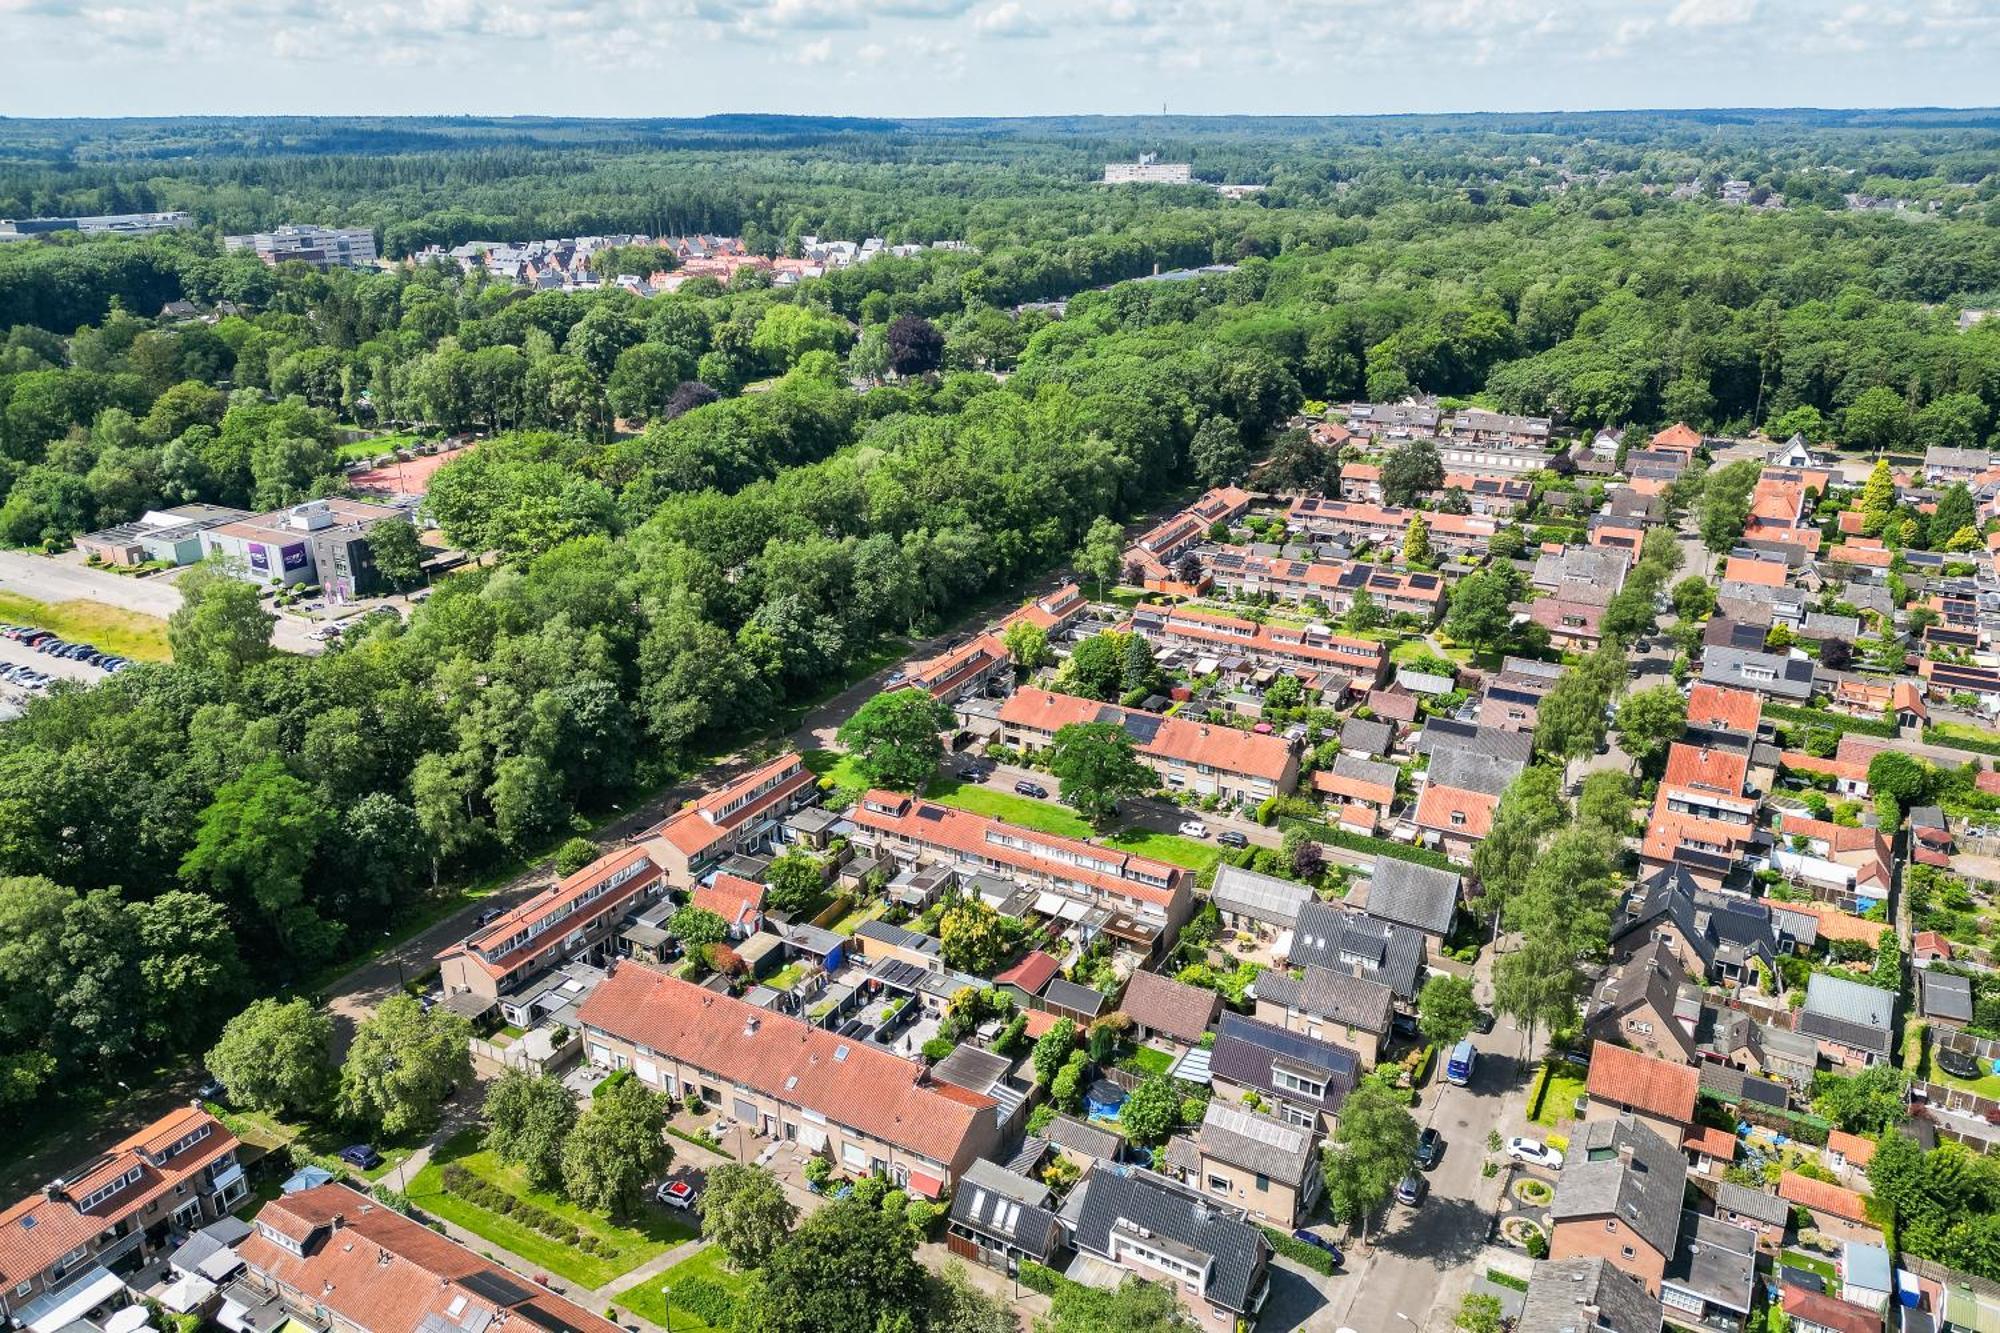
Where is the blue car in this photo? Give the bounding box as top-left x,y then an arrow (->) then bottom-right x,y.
337,1144 -> 384,1170
1290,1229 -> 1343,1267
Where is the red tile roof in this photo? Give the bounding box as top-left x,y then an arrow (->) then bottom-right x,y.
1000,687 -> 1295,781
692,873 -> 766,928
1722,555 -> 1789,587
995,951 -> 1061,995
1584,1043 -> 1698,1125
237,1184 -> 622,1333
438,845 -> 660,976
577,964 -> 993,1165
1779,1171 -> 1870,1223
1313,767 -> 1396,806
1663,742 -> 1750,796
0,1107 -> 238,1289
1826,1130 -> 1877,1167
1686,1124 -> 1738,1162
1414,784 -> 1499,840
1782,1284 -> 1881,1333
1651,422 -> 1703,452
847,790 -> 1189,912
1686,683 -> 1763,733
651,753 -> 815,859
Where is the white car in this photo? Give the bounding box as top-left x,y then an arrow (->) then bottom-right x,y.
655,1180 -> 699,1210
1177,820 -> 1211,839
1505,1137 -> 1564,1169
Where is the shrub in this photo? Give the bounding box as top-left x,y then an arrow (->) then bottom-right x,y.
1263,1226 -> 1338,1275
594,1069 -> 633,1100
921,1037 -> 957,1062
438,1163 -> 602,1251
1018,1261 -> 1066,1296
803,1156 -> 832,1187
1525,1228 -> 1548,1259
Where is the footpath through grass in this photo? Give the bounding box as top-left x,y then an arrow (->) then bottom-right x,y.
0,590 -> 172,661
407,1130 -> 695,1288
614,1244 -> 755,1333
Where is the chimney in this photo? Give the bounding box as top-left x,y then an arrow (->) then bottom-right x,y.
41,1182 -> 67,1204
332,1212 -> 346,1230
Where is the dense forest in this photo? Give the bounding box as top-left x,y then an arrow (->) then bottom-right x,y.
2,110 -> 2000,1130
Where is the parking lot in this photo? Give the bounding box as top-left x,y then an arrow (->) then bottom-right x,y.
0,627 -> 130,708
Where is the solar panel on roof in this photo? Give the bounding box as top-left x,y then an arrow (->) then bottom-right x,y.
460,1272 -> 534,1306
1287,562 -> 1309,578
1217,1012 -> 1356,1075
1123,714 -> 1164,745
915,805 -> 945,822
513,1309 -> 585,1333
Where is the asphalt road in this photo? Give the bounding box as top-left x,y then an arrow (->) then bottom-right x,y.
1318,970 -> 1543,1332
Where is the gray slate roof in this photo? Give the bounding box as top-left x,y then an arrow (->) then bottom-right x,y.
1042,1113 -> 1122,1161
1920,969 -> 1975,1024
1715,1180 -> 1790,1227
1286,901 -> 1427,999
1207,1012 -> 1358,1118
948,1158 -> 1061,1261
1663,1211 -> 1756,1315
1067,1169 -> 1270,1314
1700,645 -> 1815,701
1341,716 -> 1394,756
1799,972 -> 1896,1054
1330,752 -> 1400,793
1210,862 -> 1313,930
1415,717 -> 1535,766
1550,1116 -> 1684,1258
1251,966 -> 1395,1037
1364,858 -> 1463,937
1517,1257 -> 1664,1333
1426,746 -> 1525,799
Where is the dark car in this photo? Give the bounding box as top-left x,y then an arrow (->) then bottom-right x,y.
1472,1009 -> 1496,1035
1415,1127 -> 1443,1170
1395,1172 -> 1426,1206
1289,1229 -> 1344,1267
1013,780 -> 1049,799
337,1144 -> 384,1170
1217,830 -> 1249,849
1939,1048 -> 1983,1080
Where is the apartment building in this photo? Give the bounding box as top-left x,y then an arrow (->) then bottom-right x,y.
436,845 -> 662,1010
577,963 -> 999,1192
1443,408 -> 1553,449
845,789 -> 1196,931
1436,472 -> 1534,516
1340,401 -> 1442,439
1000,583 -> 1088,638
1202,551 -> 1445,621
1129,606 -> 1388,690
233,1183 -> 621,1333
901,632 -> 1013,703
998,687 -> 1298,805
224,225 -> 378,268
645,752 -> 817,883
1284,496 -> 1497,555
1104,155 -> 1194,184
0,1108 -> 244,1330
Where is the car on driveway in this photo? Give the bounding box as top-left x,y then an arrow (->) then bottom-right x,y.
1177,820 -> 1210,839
1394,1172 -> 1425,1206
1505,1137 -> 1564,1169
475,906 -> 505,927
655,1180 -> 699,1210
1288,1229 -> 1343,1267
1472,1009 -> 1496,1034
1013,780 -> 1049,799
337,1144 -> 384,1170
1415,1127 -> 1443,1170
1217,830 -> 1249,849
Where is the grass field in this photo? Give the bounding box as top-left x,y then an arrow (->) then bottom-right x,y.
1782,1249 -> 1839,1291
205,1103 -> 416,1183
614,1244 -> 755,1333
0,590 -> 172,661
407,1130 -> 695,1287
336,433 -> 421,462
802,748 -> 869,796
1103,827 -> 1224,872
924,777 -> 1095,838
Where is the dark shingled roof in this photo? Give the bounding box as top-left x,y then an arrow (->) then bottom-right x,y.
1517,1257 -> 1664,1333
1364,858 -> 1463,937
1550,1116 -> 1684,1259
1068,1169 -> 1270,1314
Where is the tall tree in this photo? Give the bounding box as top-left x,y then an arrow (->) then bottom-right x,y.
206,997 -> 332,1117
1470,766 -> 1567,922
1401,514 -> 1435,567
169,559 -> 276,676
1321,1081 -> 1421,1240
835,688 -> 954,791
1417,973 -> 1481,1048
751,1197 -> 930,1333
181,758 -> 336,958
483,1069 -> 578,1191
1074,515 -> 1126,599
1048,721 -> 1154,824
337,993 -> 473,1137
1189,416 -> 1249,487
1614,684 -> 1687,772
884,314 -> 945,377
1380,439 -> 1443,506
698,1162 -> 798,1270
561,1074 -> 670,1216
1445,566 -> 1520,653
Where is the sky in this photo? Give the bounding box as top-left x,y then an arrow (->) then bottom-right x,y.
2,0 -> 1999,120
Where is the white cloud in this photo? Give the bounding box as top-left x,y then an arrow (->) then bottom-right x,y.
974,0 -> 1046,37
794,33 -> 834,59
1667,0 -> 1756,28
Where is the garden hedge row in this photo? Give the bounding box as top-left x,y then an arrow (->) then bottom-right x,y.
438,1163 -> 613,1256
1277,817 -> 1458,872
1763,702 -> 1899,739
1924,726 -> 2000,758
1262,1226 -> 1338,1275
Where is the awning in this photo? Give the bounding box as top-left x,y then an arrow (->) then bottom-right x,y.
159,1276 -> 218,1315
21,1267 -> 127,1333
797,1124 -> 828,1152
196,1247 -> 245,1282
906,1171 -> 944,1200
104,1302 -> 152,1333
1033,891 -> 1067,916
209,1161 -> 246,1194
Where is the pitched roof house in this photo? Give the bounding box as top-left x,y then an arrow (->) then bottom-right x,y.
1584,1044 -> 1700,1147
1549,1115 -> 1687,1295
1121,969 -> 1222,1046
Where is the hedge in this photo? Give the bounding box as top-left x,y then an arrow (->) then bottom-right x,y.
1277,817 -> 1458,872
1924,726 -> 2000,758
1525,1062 -> 1554,1122
1263,1225 -> 1338,1275
1018,1260 -> 1070,1297
1762,702 -> 1899,739
437,1164 -> 612,1255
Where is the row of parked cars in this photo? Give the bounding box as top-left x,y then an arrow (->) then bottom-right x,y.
0,624 -> 134,674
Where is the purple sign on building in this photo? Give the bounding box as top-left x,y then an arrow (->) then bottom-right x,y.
282,543 -> 308,572
247,542 -> 269,573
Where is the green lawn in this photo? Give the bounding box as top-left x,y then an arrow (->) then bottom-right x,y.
407,1130 -> 696,1287
762,962 -> 807,992
1917,1043 -> 2000,1099
1103,827 -> 1224,873
1533,1066 -> 1590,1128
614,1244 -> 756,1333
924,778 -> 1095,838
802,748 -> 870,796
830,900 -> 883,935
336,433 -> 421,462
1118,1045 -> 1176,1077
1782,1249 -> 1839,1291
206,1104 -> 418,1183
0,589 -> 173,661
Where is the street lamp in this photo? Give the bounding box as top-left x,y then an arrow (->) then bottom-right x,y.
659,1285 -> 671,1332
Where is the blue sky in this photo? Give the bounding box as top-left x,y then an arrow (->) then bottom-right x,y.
2,0 -> 1997,119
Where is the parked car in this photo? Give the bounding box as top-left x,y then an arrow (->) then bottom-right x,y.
655,1180 -> 699,1210
474,907 -> 505,927
196,1075 -> 227,1102
1013,780 -> 1049,799
1288,1229 -> 1344,1267
1177,820 -> 1210,839
1395,1172 -> 1425,1206
1505,1137 -> 1564,1169
336,1144 -> 384,1170
1472,1009 -> 1496,1035
1415,1127 -> 1443,1170
1217,830 -> 1249,849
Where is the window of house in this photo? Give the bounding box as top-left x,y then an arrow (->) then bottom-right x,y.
1207,1175 -> 1231,1195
